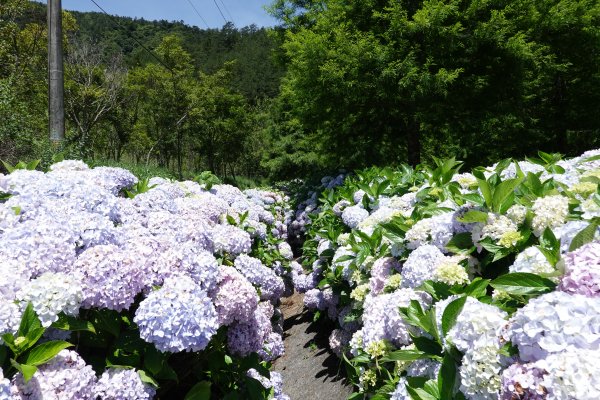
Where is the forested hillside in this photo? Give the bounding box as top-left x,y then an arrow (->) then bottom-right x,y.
1,0 -> 599,182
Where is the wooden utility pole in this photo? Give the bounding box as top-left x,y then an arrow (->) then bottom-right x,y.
48,0 -> 65,144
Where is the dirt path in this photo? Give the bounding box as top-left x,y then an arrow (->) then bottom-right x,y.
273,292 -> 353,400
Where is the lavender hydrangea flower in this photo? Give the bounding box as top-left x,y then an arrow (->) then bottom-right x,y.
75,244 -> 146,311
369,257 -> 401,295
534,348 -> 600,400
401,245 -> 445,289
234,255 -> 284,301
134,276 -> 218,353
155,243 -> 219,292
227,302 -> 273,356
212,224 -> 252,255
209,266 -> 258,326
559,241 -> 600,297
0,368 -> 9,399
405,212 -> 454,251
0,299 -> 20,344
500,363 -> 546,400
258,332 -> 285,361
93,368 -> 156,400
0,219 -> 77,277
360,289 -> 431,348
10,350 -> 96,400
390,378 -> 410,400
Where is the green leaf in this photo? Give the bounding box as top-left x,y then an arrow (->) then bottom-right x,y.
456,210 -> 488,224
144,346 -> 165,376
412,336 -> 443,357
406,385 -> 438,400
445,232 -> 474,254
462,278 -> 490,299
11,359 -> 38,382
569,223 -> 598,252
492,178 -> 522,213
24,341 -> 72,366
184,381 -> 212,400
138,370 -> 159,388
476,178 -> 493,208
52,314 -> 96,333
380,349 -> 431,363
441,296 -> 467,336
438,353 -> 457,400
17,303 -> 41,338
490,273 -> 556,295
226,214 -> 236,225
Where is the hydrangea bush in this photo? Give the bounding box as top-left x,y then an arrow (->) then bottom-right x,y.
292,150 -> 600,399
0,160 -> 294,399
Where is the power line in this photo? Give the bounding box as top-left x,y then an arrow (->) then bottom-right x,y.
184,0 -> 210,29
212,0 -> 228,25
218,0 -> 235,25
88,0 -> 173,73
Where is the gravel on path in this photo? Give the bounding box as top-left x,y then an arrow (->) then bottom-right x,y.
273,292 -> 353,400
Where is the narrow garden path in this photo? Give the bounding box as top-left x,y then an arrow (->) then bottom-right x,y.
273,292 -> 352,400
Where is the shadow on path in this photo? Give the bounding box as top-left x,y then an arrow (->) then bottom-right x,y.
273,293 -> 352,399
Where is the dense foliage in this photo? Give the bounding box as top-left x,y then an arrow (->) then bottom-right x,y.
0,159 -> 296,399
291,148 -> 600,398
1,0 -> 283,179
266,0 -> 600,176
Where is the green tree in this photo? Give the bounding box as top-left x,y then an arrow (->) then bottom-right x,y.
269,0 -> 600,171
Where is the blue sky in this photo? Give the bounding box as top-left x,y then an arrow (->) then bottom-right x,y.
34,0 -> 278,29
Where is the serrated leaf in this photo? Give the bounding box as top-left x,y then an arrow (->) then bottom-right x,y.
441,296 -> 467,336
569,223 -> 598,252
490,273 -> 556,295
24,341 -> 72,366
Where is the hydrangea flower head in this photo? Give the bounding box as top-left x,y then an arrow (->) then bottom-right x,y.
93,368 -> 156,400
10,350 -> 96,400
134,276 -> 218,353
16,272 -> 82,328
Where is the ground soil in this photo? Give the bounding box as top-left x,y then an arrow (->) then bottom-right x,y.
273,292 -> 353,400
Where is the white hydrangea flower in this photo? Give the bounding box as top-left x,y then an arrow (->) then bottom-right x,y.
405,212 -> 454,251
507,291 -> 600,362
401,245 -> 445,289
509,246 -> 556,277
434,256 -> 470,286
531,195 -> 569,236
16,272 -> 82,328
580,197 -> 600,220
93,368 -> 156,400
446,297 -> 507,353
535,348 -> 600,400
453,173 -> 478,189
342,205 -> 369,229
459,337 -> 503,400
506,204 -> 527,225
